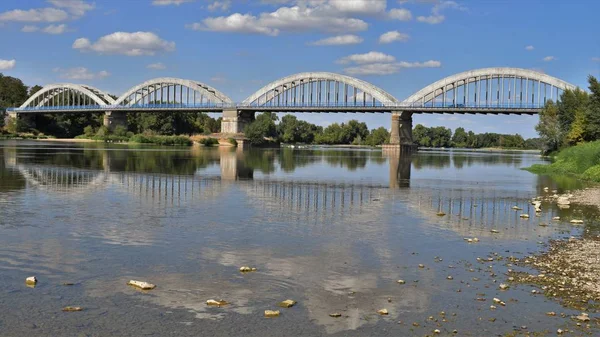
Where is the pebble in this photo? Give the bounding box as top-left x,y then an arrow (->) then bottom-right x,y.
520,214 -> 530,218
329,313 -> 342,318
62,306 -> 83,312
127,280 -> 156,290
575,313 -> 590,322
278,299 -> 296,308
446,276 -> 453,280
239,266 -> 257,272
557,329 -> 564,334
436,212 -> 446,216
434,329 -> 441,334
377,309 -> 388,315
264,310 -> 280,318
499,283 -> 509,290
570,219 -> 584,224
397,280 -> 406,284
25,276 -> 37,286
418,264 -> 425,269
552,216 -> 561,220
206,299 -> 228,306
490,229 -> 500,233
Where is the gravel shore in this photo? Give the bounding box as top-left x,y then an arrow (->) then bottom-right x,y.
571,186 -> 600,210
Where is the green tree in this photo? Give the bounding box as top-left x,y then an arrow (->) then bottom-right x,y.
584,75 -> 600,141
535,100 -> 562,153
567,107 -> 586,144
365,127 -> 390,146
244,112 -> 278,145
452,127 -> 468,147
412,124 -> 430,147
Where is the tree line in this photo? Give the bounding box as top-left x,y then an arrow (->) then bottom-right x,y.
536,75 -> 600,153
412,124 -> 542,149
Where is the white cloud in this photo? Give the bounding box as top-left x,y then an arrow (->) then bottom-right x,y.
309,34 -> 363,46
189,4 -> 369,36
42,23 -> 68,34
591,57 -> 600,62
0,59 -> 16,70
152,0 -> 194,5
378,30 -> 409,44
208,0 -> 231,11
417,15 -> 444,24
147,62 -> 166,70
343,60 -> 441,76
47,0 -> 95,16
542,56 -> 555,62
73,32 -> 176,56
210,75 -> 227,83
337,51 -> 396,65
388,8 -> 412,21
0,8 -> 68,22
54,66 -> 110,80
417,0 -> 466,24
525,45 -> 534,51
328,0 -> 387,15
22,25 -> 40,32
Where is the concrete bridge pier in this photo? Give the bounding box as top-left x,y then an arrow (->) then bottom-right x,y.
221,109 -> 254,134
5,112 -> 17,127
388,111 -> 417,153
103,111 -> 127,131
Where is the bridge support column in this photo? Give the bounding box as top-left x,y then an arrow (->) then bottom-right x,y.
221,109 -> 254,134
388,111 -> 417,153
103,111 -> 127,131
5,112 -> 17,127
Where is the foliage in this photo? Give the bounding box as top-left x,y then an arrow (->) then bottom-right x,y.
314,120 -> 369,145
244,112 -> 278,145
129,134 -> 192,146
535,101 -> 562,153
525,140 -> 600,182
364,127 -> 390,146
584,76 -> 600,141
198,137 -> 219,146
228,138 -> 238,147
278,115 -> 321,144
113,125 -> 128,137
413,125 -> 452,147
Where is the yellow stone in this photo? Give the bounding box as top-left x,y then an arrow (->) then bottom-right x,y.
62,306 -> 83,312
278,299 -> 296,308
377,309 -> 388,315
265,310 -> 280,318
206,299 -> 228,306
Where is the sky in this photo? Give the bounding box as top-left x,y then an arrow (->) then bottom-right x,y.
0,0 -> 599,138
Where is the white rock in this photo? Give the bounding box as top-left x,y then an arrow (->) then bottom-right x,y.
520,214 -> 530,219
127,280 -> 156,290
25,276 -> 37,285
557,196 -> 571,205
570,219 -> 584,224
552,216 -> 560,220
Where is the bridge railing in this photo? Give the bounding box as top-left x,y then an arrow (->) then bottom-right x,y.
7,102 -> 544,112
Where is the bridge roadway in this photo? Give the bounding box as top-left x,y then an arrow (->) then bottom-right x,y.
6,67 -> 576,146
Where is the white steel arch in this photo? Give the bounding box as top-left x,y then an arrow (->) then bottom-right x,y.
242,72 -> 399,106
402,67 -> 577,104
19,83 -> 116,108
114,77 -> 233,106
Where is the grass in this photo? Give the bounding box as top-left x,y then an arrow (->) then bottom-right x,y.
198,137 -> 219,146
525,140 -> 600,182
74,133 -> 192,146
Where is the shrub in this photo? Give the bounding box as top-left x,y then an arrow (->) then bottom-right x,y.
129,134 -> 192,146
83,125 -> 95,137
96,126 -> 109,137
228,138 -> 238,147
113,125 -> 128,137
199,137 -> 219,146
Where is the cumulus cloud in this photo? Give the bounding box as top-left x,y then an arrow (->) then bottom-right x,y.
208,0 -> 231,11
47,0 -> 95,17
542,56 -> 555,62
73,32 -> 176,56
0,59 -> 16,70
343,60 -> 441,76
378,30 -> 409,44
54,67 -> 110,80
42,23 -> 68,34
337,51 -> 396,65
309,34 -> 363,46
525,45 -> 534,51
152,0 -> 194,5
388,8 -> 412,21
417,0 -> 466,24
147,62 -> 166,70
328,0 -> 387,15
21,25 -> 40,32
0,8 -> 68,22
189,3 -> 369,36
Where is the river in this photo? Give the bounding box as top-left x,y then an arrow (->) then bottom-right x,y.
0,140 -> 597,336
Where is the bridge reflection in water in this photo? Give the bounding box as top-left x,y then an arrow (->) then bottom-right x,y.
1,145 -> 567,241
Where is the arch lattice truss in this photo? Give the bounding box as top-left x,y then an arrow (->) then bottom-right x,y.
20,83 -> 116,108
402,67 -> 577,107
113,78 -> 233,106
242,72 -> 399,107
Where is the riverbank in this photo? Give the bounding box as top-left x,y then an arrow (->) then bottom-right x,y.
571,186 -> 600,210
525,141 -> 600,182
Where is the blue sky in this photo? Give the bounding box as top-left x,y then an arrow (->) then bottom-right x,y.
0,0 -> 599,138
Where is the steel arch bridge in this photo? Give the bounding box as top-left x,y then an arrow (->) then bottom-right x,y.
6,67 -> 577,144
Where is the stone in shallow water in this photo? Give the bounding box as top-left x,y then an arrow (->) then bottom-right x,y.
206,299 -> 228,306
499,283 -> 509,290
436,212 -> 446,216
557,196 -> 571,205
511,206 -> 522,210
62,306 -> 83,312
570,219 -> 584,224
377,309 -> 388,315
520,214 -> 530,219
25,276 -> 37,285
397,280 -> 406,284
329,313 -> 342,318
552,216 -> 560,220
265,310 -> 280,318
127,280 -> 156,290
239,266 -> 257,272
575,313 -> 590,322
490,229 -> 500,233
278,299 -> 296,308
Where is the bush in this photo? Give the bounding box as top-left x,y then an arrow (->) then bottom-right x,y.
199,137 -> 219,146
129,134 -> 192,146
83,125 -> 95,137
228,138 -> 238,147
96,126 -> 109,137
524,140 -> 600,182
113,125 -> 128,137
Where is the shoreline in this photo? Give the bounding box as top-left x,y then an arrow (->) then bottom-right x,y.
571,186 -> 600,210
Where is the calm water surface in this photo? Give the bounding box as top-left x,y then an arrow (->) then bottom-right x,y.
0,140 -> 598,336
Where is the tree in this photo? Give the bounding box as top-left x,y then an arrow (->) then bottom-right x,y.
452,127 -> 468,147
244,112 -> 278,145
365,127 -> 390,146
566,107 -> 586,144
557,88 -> 588,136
535,100 -> 562,153
412,124 -> 430,147
584,75 -> 600,141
